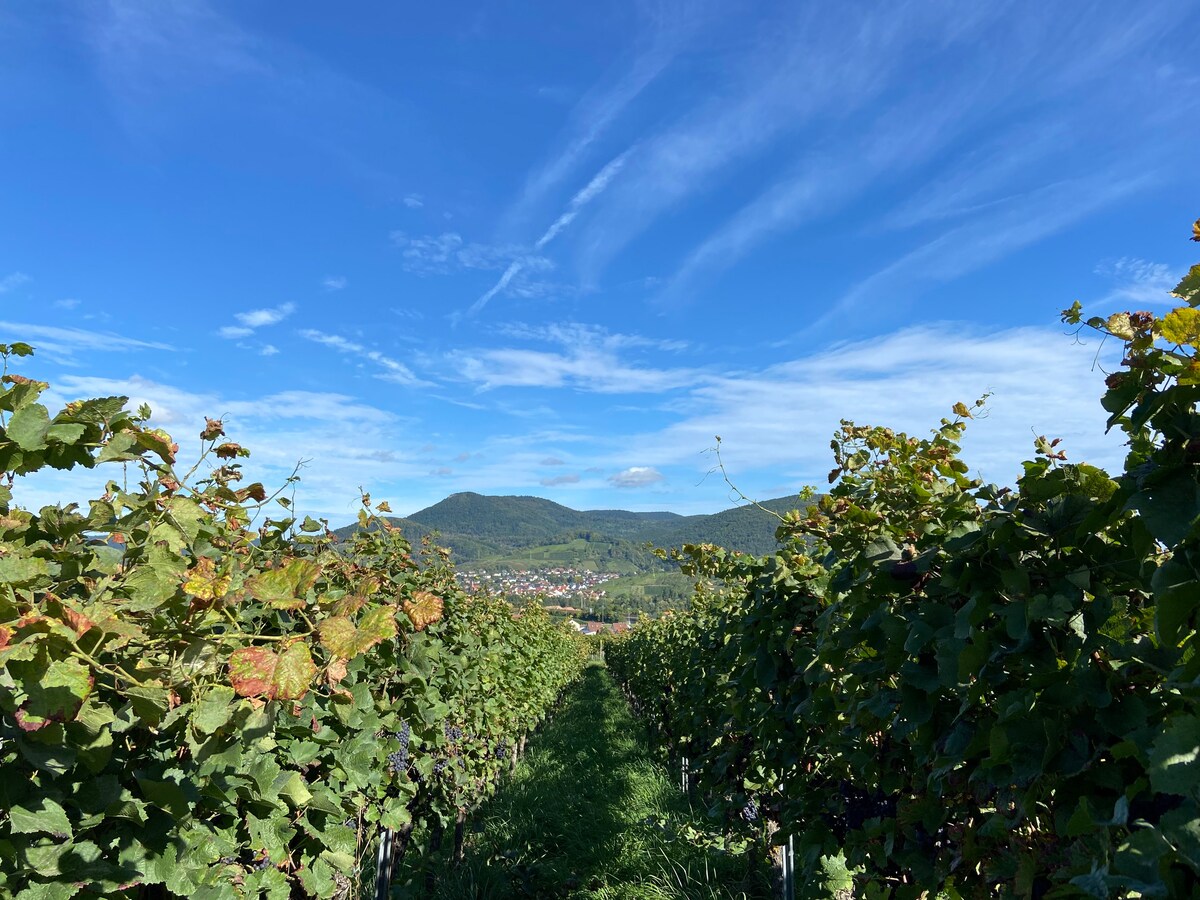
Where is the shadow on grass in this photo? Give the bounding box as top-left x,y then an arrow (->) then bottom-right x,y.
396,662 -> 771,900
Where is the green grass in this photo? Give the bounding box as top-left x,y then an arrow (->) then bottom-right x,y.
394,661 -> 773,899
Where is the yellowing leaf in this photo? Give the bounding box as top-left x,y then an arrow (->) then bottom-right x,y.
273,643 -> 317,700
403,591 -> 444,631
1105,312 -> 1136,340
358,605 -> 398,645
183,557 -> 230,602
1161,307 -> 1200,348
317,616 -> 358,658
952,401 -> 972,419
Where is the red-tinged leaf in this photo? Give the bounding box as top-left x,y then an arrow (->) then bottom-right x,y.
215,442 -> 246,459
236,482 -> 267,503
0,625 -> 10,650
62,607 -> 96,637
201,417 -> 225,441
229,647 -> 278,698
402,591 -> 443,631
317,616 -> 358,658
326,658 -> 348,685
273,642 -> 316,700
358,605 -> 398,647
245,559 -> 321,610
136,427 -> 178,464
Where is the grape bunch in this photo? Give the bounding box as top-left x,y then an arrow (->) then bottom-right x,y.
740,799 -> 759,823
252,855 -> 272,871
494,739 -> 509,760
443,722 -> 463,744
386,720 -> 411,774
432,758 -> 448,776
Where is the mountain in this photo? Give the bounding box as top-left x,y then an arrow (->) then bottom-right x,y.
332,492 -> 811,565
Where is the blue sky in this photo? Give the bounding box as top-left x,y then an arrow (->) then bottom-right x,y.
2,1 -> 1198,524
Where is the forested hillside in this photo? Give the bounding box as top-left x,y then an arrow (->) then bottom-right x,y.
332,491 -> 811,565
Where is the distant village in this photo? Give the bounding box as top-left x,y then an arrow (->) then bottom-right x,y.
455,566 -> 633,633
456,565 -> 622,602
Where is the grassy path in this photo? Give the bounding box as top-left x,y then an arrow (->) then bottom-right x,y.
403,660 -> 772,899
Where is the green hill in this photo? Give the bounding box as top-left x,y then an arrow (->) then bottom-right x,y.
332,492 -> 812,566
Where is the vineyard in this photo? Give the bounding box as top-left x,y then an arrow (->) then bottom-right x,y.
607,220 -> 1200,898
2,218 -> 1199,900
0,353 -> 588,899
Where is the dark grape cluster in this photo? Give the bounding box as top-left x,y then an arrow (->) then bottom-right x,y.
432,758 -> 448,775
252,856 -> 272,871
740,799 -> 759,823
386,720 -> 411,773
494,739 -> 509,760
443,722 -> 463,743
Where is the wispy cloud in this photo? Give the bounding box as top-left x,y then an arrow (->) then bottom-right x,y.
0,272 -> 31,293
1096,258 -> 1181,307
300,329 -> 426,386
541,473 -> 580,487
403,194 -> 423,209
260,344 -> 279,356
581,3 -> 1191,288
505,0 -> 709,227
322,276 -> 347,291
468,150 -> 632,318
829,173 -> 1152,322
0,321 -> 173,357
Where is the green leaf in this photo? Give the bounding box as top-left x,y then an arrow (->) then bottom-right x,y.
1148,714 -> 1200,797
15,881 -> 82,899
8,798 -> 73,838
0,554 -> 51,585
1152,554 -> 1200,647
192,685 -> 237,734
271,770 -> 312,808
1172,263 -> 1200,307
6,403 -> 51,450
16,658 -> 94,731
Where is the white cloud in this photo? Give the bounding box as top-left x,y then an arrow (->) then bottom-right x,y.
452,323 -> 699,393
541,473 -> 581,486
0,273 -> 31,293
17,372 -> 421,523
219,325 -> 254,339
260,344 -> 279,356
609,466 -> 664,488
300,329 -> 425,386
54,298 -> 81,310
403,194 -> 424,209
322,276 -> 347,291
624,323 -> 1126,493
235,302 -> 295,328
